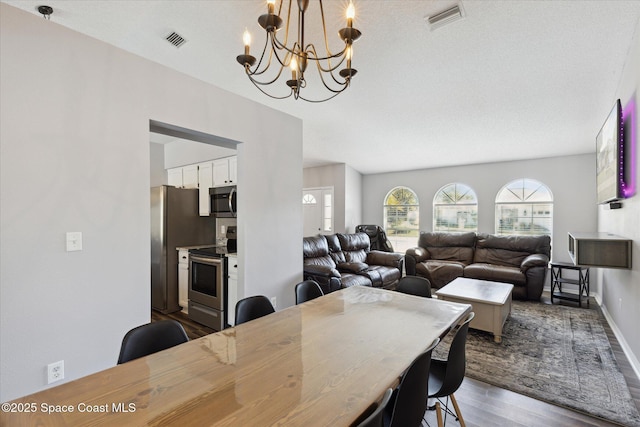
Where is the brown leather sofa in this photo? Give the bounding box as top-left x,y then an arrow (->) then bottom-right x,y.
405,232 -> 551,300
303,232 -> 404,293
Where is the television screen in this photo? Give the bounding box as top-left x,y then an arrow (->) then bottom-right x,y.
596,99 -> 623,204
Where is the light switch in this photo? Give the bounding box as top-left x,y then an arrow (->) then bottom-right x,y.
66,232 -> 82,252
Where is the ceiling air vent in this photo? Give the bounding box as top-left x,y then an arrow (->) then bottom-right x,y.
425,4 -> 465,31
166,31 -> 187,48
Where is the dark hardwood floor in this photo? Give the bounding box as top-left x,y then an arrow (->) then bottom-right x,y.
152,293 -> 639,427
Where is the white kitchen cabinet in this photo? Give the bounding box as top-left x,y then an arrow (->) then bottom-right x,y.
227,255 -> 238,327
228,156 -> 237,184
197,161 -> 213,216
213,156 -> 237,187
182,165 -> 199,189
178,249 -> 190,313
167,165 -> 198,189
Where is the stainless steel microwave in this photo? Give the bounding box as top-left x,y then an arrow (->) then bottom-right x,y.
210,186 -> 236,217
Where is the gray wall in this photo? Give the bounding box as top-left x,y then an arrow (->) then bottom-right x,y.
597,23 -> 640,374
362,153 -> 597,265
303,163 -> 363,234
0,4 -> 302,401
345,165 -> 363,233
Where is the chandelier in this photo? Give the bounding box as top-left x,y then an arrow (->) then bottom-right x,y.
236,0 -> 362,102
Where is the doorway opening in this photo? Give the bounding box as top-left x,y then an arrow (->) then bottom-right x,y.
303,186 -> 334,237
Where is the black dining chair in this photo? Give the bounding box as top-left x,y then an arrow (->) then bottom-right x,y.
295,280 -> 324,304
427,311 -> 475,427
235,295 -> 275,325
354,388 -> 393,427
117,319 -> 189,364
384,338 -> 440,427
396,276 -> 432,298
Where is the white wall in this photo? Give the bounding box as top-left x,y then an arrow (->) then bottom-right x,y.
597,21 -> 640,375
164,139 -> 236,169
0,3 -> 302,401
362,154 -> 597,265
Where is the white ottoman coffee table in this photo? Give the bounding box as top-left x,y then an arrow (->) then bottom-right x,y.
435,277 -> 514,343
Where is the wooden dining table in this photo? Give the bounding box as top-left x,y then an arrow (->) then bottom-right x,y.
1,286 -> 471,427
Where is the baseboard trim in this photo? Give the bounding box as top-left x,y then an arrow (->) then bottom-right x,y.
595,293 -> 640,381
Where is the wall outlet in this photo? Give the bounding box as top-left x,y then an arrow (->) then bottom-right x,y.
47,360 -> 64,384
270,296 -> 277,309
619,298 -> 623,310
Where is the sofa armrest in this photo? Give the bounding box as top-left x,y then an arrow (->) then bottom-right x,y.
366,250 -> 404,269
404,247 -> 429,275
521,253 -> 549,271
338,262 -> 369,273
303,264 -> 341,278
405,247 -> 430,263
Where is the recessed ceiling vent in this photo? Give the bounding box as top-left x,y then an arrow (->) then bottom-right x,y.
425,4 -> 465,31
166,32 -> 187,48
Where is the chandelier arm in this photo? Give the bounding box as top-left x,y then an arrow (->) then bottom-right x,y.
305,44 -> 348,62
305,44 -> 348,74
245,32 -> 276,76
318,0 -> 337,58
248,76 -> 293,100
245,61 -> 288,85
298,88 -> 344,103
270,36 -> 289,67
314,62 -> 350,90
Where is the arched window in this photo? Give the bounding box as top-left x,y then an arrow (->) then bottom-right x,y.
495,178 -> 553,236
383,187 -> 419,253
433,183 -> 478,232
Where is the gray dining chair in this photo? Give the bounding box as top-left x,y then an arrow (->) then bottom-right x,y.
235,295 -> 275,325
295,280 -> 324,304
427,311 -> 475,427
396,276 -> 432,298
384,338 -> 440,427
117,319 -> 189,364
354,388 -> 393,427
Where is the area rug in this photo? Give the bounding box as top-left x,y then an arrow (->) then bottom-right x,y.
435,300 -> 640,426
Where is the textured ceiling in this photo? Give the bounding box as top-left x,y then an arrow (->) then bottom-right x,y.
5,1 -> 640,174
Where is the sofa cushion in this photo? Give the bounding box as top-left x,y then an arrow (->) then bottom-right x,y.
415,260 -> 465,288
303,236 -> 337,269
361,265 -> 402,288
338,232 -> 370,263
473,234 -> 551,268
464,263 -> 526,286
340,273 -> 372,288
303,235 -> 330,258
417,232 -> 475,264
325,234 -> 346,264
338,262 -> 368,273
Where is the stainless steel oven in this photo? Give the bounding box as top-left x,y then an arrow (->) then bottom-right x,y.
188,250 -> 226,330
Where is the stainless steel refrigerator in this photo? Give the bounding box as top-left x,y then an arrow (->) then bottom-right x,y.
151,185 -> 216,313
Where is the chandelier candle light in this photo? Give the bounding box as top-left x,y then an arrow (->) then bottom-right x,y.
236,0 -> 362,102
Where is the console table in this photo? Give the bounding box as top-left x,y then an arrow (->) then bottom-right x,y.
550,262 -> 590,307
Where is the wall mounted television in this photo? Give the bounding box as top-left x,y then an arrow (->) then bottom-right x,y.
596,99 -> 624,204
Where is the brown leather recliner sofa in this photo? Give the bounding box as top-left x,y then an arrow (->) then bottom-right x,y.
303,232 -> 404,294
405,232 -> 551,301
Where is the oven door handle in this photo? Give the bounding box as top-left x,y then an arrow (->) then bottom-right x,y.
190,255 -> 223,265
